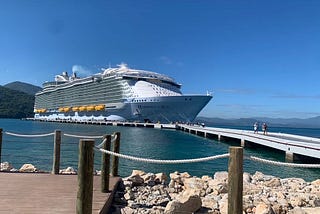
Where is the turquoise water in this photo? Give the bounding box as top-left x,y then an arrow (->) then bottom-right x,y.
0,119 -> 319,181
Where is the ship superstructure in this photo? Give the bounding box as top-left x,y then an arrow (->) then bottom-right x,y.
34,64 -> 212,123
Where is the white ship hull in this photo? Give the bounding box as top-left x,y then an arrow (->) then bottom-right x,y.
35,95 -> 211,123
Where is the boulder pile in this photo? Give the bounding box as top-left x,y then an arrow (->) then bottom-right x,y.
110,170 -> 320,214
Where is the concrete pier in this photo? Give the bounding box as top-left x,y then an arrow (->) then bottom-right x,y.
177,124 -> 320,162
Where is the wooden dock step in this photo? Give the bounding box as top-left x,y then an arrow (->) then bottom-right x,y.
0,173 -> 120,214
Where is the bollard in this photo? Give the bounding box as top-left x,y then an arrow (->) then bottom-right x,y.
76,139 -> 95,214
111,132 -> 120,177
52,130 -> 61,174
228,146 -> 243,214
101,135 -> 111,193
0,128 -> 2,166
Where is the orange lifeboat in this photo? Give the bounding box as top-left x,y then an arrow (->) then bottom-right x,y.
72,106 -> 79,111
35,109 -> 46,113
63,107 -> 71,112
86,105 -> 95,111
58,107 -> 64,112
95,105 -> 105,111
79,106 -> 87,111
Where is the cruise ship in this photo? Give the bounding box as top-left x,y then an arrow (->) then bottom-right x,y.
34,64 -> 212,123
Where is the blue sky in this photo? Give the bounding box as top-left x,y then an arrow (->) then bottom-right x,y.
1,0 -> 320,119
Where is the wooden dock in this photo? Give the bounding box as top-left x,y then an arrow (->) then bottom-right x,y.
177,124 -> 320,162
0,173 -> 120,214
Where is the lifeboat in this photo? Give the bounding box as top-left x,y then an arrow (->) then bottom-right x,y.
79,106 -> 87,111
95,105 -> 105,111
58,107 -> 64,112
36,109 -> 46,113
86,105 -> 95,111
63,107 -> 71,112
72,106 -> 79,111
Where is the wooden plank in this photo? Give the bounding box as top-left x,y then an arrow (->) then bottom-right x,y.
0,173 -> 120,214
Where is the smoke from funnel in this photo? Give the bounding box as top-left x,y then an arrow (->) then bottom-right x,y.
72,65 -> 92,77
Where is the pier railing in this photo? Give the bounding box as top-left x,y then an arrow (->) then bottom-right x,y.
2,128 -> 320,214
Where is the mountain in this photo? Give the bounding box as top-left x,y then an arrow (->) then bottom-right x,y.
195,116 -> 320,128
0,85 -> 35,118
4,81 -> 42,95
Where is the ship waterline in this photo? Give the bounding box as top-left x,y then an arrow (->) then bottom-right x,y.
34,64 -> 212,123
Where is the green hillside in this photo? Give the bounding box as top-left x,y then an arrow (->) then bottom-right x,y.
0,86 -> 35,118
4,81 -> 42,95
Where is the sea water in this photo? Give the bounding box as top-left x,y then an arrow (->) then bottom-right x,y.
0,119 -> 319,181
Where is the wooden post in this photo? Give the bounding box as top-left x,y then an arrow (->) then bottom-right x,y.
0,128 -> 2,165
52,130 -> 61,174
228,146 -> 243,214
111,132 -> 120,177
101,135 -> 111,193
76,139 -> 95,214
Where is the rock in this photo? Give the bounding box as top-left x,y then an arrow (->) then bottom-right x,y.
290,197 -> 307,207
311,179 -> 320,187
126,174 -> 144,186
155,172 -> 168,184
183,177 -> 205,192
124,191 -> 134,201
1,162 -> 13,171
19,163 -> 37,172
142,172 -> 156,186
202,195 -> 219,210
169,172 -> 183,183
255,202 -> 276,214
213,171 -> 228,182
180,172 -> 191,180
164,192 -> 201,214
131,169 -> 146,177
265,178 -> 281,187
60,166 -> 77,174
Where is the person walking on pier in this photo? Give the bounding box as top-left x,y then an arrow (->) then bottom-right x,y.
262,122 -> 268,135
253,122 -> 259,134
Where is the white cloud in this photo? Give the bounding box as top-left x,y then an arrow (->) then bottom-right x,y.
71,65 -> 93,77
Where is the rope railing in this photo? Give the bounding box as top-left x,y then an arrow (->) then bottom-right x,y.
63,133 -> 103,139
4,131 -> 55,138
247,156 -> 320,168
95,147 -> 230,164
94,144 -> 320,168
